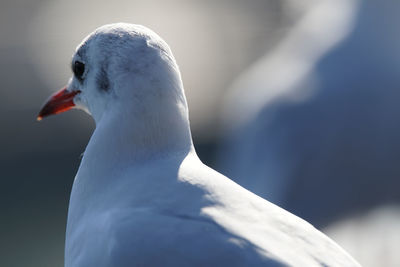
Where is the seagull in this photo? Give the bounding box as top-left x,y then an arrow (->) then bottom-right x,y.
38,23 -> 360,267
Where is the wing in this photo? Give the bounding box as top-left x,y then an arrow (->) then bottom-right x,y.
107,208 -> 286,267
180,155 -> 361,267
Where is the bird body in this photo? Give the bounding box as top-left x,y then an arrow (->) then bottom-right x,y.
66,147 -> 359,267
38,23 -> 360,267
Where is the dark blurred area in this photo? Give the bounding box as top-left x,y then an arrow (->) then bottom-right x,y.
1,0 -> 399,266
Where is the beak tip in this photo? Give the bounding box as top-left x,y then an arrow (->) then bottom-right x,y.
37,87 -> 80,121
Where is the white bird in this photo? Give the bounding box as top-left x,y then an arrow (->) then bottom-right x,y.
38,23 -> 360,267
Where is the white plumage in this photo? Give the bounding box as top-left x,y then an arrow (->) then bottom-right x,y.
46,23 -> 360,266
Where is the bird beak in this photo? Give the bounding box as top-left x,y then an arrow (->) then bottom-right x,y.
37,86 -> 81,121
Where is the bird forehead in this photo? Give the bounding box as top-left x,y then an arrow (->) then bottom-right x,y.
73,23 -> 175,83
81,33 -> 152,62
75,24 -> 172,62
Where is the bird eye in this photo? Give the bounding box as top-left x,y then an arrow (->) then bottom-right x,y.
73,61 -> 85,80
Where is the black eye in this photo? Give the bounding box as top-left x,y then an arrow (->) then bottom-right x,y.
73,61 -> 85,80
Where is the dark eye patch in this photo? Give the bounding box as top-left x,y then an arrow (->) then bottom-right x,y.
73,61 -> 85,81
97,62 -> 110,92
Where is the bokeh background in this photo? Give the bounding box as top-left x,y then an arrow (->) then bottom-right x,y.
1,0 -> 400,266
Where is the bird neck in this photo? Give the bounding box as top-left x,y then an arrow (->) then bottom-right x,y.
83,97 -> 193,169
68,94 -> 195,228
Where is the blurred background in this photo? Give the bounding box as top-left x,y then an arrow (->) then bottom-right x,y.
1,0 -> 400,266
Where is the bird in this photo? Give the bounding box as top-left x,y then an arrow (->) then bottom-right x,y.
38,23 -> 361,267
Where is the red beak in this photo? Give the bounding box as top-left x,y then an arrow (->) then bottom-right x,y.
37,87 -> 81,121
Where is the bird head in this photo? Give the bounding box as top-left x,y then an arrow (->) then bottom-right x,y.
38,23 -> 187,125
